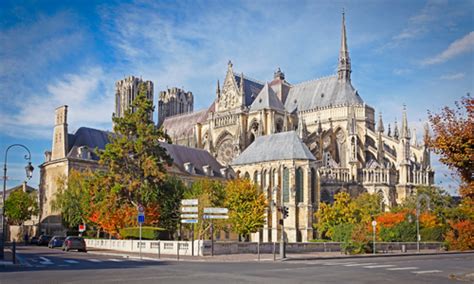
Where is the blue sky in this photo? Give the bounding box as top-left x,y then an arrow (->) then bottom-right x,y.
0,0 -> 472,194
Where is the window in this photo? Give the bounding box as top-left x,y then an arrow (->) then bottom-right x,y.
311,168 -> 316,204
283,167 -> 289,202
296,168 -> 304,203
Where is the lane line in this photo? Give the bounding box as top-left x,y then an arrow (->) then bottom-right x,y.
387,267 -> 419,271
108,258 -> 124,262
344,263 -> 376,267
323,262 -> 356,266
39,257 -> 53,265
64,260 -> 79,264
88,259 -> 103,263
412,270 -> 442,274
364,265 -> 396,268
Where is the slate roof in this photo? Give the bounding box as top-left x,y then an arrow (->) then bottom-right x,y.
161,108 -> 209,138
67,127 -> 112,160
160,142 -> 225,177
231,131 -> 315,165
234,74 -> 264,107
249,83 -> 285,112
285,76 -> 364,113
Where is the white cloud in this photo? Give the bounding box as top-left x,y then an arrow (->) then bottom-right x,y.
422,32 -> 474,65
440,72 -> 466,80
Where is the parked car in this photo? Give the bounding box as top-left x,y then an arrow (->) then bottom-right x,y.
29,236 -> 39,245
37,235 -> 52,246
48,236 -> 66,248
62,236 -> 87,252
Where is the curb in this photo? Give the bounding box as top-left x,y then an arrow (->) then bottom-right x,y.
285,250 -> 474,261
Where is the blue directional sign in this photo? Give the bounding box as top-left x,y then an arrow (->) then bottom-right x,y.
138,214 -> 145,224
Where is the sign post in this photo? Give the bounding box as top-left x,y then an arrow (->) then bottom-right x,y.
203,207 -> 229,257
78,224 -> 86,236
138,205 -> 145,260
372,220 -> 377,255
180,199 -> 199,256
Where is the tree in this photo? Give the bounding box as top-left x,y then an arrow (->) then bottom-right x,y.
4,189 -> 38,225
52,170 -> 93,230
353,193 -> 383,224
158,176 -> 186,239
315,192 -> 359,239
224,179 -> 267,241
428,96 -> 474,198
184,179 -> 226,239
93,83 -> 171,235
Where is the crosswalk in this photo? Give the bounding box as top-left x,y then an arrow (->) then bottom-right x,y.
297,260 -> 443,275
24,256 -> 160,268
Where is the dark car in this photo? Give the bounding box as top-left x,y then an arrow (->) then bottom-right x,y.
37,235 -> 52,246
30,236 -> 39,245
48,236 -> 65,248
62,236 -> 87,252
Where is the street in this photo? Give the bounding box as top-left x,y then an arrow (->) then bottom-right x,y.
0,246 -> 472,283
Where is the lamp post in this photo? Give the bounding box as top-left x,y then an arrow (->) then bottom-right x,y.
415,193 -> 430,253
1,144 -> 34,260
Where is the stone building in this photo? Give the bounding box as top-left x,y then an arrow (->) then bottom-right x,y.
158,87 -> 194,127
39,106 -> 226,235
160,12 -> 435,242
114,76 -> 154,126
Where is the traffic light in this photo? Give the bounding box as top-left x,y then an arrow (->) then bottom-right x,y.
282,206 -> 289,219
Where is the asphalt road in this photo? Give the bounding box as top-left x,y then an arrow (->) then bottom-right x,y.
0,246 -> 472,283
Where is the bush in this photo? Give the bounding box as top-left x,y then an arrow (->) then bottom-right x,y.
119,227 -> 165,240
379,221 -> 416,242
420,226 -> 445,242
445,220 -> 474,251
331,223 -> 354,242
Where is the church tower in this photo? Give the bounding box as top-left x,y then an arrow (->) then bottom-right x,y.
51,105 -> 68,160
114,76 -> 154,127
399,106 -> 411,185
337,11 -> 351,82
157,87 -> 194,127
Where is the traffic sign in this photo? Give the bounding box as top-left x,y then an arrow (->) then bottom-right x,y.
138,204 -> 145,213
180,214 -> 198,219
203,207 -> 228,214
372,220 -> 377,227
138,215 -> 145,224
79,224 -> 86,232
181,219 -> 198,224
181,199 -> 198,206
203,215 -> 229,219
181,206 -> 198,213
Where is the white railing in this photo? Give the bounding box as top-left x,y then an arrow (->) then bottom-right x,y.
85,239 -> 202,256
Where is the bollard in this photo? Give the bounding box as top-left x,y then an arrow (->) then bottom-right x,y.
158,241 -> 161,259
12,241 -> 16,264
273,242 -> 276,261
257,241 -> 260,261
177,242 -> 180,261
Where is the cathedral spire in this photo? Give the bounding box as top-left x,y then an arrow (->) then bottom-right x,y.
377,112 -> 385,133
240,72 -> 245,96
393,119 -> 399,140
216,79 -> 220,98
338,10 -> 351,82
401,105 -> 411,139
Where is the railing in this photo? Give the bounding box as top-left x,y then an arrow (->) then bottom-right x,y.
85,239 -> 201,256
319,167 -> 350,183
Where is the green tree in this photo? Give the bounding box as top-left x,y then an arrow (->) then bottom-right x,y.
184,179 -> 226,239
353,193 -> 383,223
158,176 -> 186,239
224,179 -> 267,241
4,189 -> 38,225
315,192 -> 358,239
52,170 -> 93,230
94,83 -> 172,234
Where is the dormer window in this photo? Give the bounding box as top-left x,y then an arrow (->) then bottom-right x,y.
184,162 -> 195,174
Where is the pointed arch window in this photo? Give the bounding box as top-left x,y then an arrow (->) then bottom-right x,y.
311,168 -> 317,205
296,167 -> 304,203
283,167 -> 289,202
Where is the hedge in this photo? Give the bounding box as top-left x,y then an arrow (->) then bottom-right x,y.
119,227 -> 165,240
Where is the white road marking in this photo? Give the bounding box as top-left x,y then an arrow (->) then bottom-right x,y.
39,257 -> 53,265
58,264 -> 70,267
108,258 -> 123,262
323,262 -> 356,266
364,265 -> 396,268
412,270 -> 442,274
88,259 -> 103,263
64,260 -> 79,264
387,267 -> 419,271
344,263 -> 376,267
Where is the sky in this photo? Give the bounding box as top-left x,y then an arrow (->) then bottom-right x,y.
0,0 -> 472,194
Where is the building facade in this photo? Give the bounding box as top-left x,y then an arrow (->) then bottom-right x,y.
160,12 -> 435,238
114,76 -> 154,126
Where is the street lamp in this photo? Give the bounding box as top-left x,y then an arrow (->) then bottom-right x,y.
1,144 -> 34,260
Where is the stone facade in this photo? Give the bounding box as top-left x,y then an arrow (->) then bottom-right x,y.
158,87 -> 194,127
160,12 -> 435,222
114,76 -> 154,126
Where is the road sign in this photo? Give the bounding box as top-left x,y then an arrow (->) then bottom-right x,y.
181,219 -> 198,224
203,215 -> 229,219
78,224 -> 86,232
371,220 -> 377,227
180,214 -> 198,219
181,206 -> 198,213
138,204 -> 145,213
138,214 -> 145,224
181,199 -> 198,206
203,207 -> 228,214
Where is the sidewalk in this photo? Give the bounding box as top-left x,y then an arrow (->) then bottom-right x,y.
0,249 -> 20,267
86,248 -> 474,263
